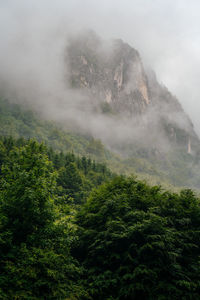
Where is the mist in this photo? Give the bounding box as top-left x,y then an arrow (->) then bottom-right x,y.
0,0 -> 200,146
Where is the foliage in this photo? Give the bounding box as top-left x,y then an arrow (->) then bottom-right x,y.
0,97 -> 106,159
100,102 -> 113,114
0,96 -> 197,191
75,176 -> 200,299
0,138 -> 200,298
86,139 -> 105,159
0,140 -> 87,299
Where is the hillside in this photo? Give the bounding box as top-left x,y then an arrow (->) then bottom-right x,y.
0,137 -> 200,299
67,30 -> 199,157
1,28 -> 200,300
67,31 -> 200,188
1,95 -> 200,190
1,32 -> 200,189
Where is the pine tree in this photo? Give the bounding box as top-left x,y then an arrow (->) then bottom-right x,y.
0,140 -> 85,299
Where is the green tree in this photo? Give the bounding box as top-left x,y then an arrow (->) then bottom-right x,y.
75,176 -> 200,299
86,139 -> 105,159
0,140 -> 55,246
0,140 -> 85,299
57,162 -> 83,203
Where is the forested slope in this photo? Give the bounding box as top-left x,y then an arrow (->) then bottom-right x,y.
0,97 -> 100,157
0,137 -> 200,299
1,96 -> 200,190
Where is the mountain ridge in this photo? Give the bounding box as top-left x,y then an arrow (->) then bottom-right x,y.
67,31 -> 199,155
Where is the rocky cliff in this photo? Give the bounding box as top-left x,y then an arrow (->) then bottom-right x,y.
67,31 -> 150,115
66,31 -> 200,155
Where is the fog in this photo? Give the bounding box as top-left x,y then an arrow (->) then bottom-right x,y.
0,0 -> 200,142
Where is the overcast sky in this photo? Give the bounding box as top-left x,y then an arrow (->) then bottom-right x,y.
1,0 -> 200,134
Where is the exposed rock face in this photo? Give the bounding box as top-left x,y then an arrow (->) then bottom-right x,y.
67,32 -> 150,115
66,31 -> 200,154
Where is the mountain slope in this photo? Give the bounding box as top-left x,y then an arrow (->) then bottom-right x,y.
1,31 -> 200,189
1,95 -> 200,190
67,31 -> 200,155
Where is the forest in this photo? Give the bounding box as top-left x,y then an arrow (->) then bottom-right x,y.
1,96 -> 200,191
0,137 -> 200,299
1,1 -> 200,298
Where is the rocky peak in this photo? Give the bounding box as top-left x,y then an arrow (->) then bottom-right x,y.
67,32 -> 150,115
66,31 -> 200,154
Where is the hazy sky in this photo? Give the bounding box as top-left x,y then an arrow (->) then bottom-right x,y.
1,0 -> 200,134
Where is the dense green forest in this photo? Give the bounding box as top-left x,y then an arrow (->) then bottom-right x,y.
1,2 -> 200,298
0,137 -> 200,299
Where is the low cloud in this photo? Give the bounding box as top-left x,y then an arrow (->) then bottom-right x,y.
0,0 -> 200,147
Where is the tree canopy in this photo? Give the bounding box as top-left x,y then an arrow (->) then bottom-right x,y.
75,177 -> 200,299
0,137 -> 200,299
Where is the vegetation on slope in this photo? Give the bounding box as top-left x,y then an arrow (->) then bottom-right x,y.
0,137 -> 200,299
1,97 -> 200,190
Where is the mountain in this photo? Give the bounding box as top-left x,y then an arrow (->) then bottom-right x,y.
68,32 -> 150,115
0,96 -> 112,159
1,30 -> 200,189
67,31 -> 200,155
